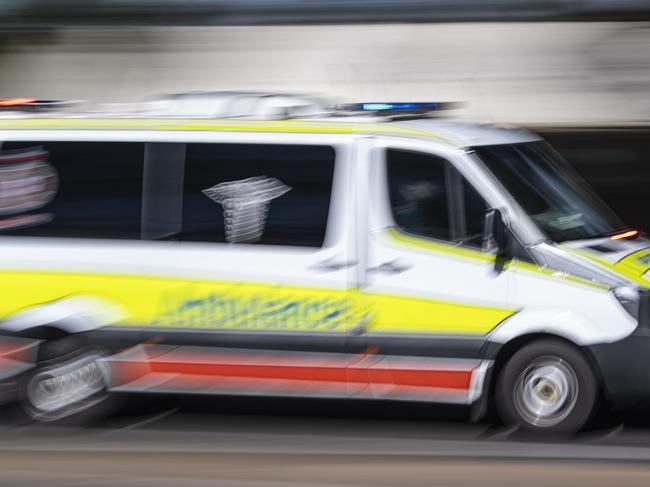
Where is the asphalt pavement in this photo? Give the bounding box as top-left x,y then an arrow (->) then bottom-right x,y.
1,395 -> 650,486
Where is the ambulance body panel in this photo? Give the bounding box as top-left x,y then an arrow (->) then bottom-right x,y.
0,111 -> 646,430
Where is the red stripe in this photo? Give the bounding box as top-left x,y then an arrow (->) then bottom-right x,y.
152,361 -> 351,383
373,368 -> 471,389
108,348 -> 474,391
148,361 -> 471,389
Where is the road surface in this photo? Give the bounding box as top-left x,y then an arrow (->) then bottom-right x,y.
1,396 -> 650,486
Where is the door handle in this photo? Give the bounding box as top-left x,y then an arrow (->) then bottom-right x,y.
367,259 -> 412,275
347,321 -> 366,336
308,257 -> 358,272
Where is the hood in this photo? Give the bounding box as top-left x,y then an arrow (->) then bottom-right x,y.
562,236 -> 650,287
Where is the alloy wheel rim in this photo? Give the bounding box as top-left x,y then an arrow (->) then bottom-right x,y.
513,356 -> 579,428
26,352 -> 105,416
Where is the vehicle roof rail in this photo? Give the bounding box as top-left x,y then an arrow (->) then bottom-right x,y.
140,91 -> 331,119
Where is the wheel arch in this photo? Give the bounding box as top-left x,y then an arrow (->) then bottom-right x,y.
482,304 -> 629,412
0,295 -> 125,338
480,333 -> 609,420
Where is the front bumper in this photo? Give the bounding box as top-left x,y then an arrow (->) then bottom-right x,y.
589,294 -> 650,410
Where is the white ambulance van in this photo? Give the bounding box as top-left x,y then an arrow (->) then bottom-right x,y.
0,94 -> 647,433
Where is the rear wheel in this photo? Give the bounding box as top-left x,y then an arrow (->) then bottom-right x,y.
20,336 -> 111,422
495,339 -> 599,434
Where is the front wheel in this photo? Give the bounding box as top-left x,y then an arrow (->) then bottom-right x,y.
495,339 -> 599,434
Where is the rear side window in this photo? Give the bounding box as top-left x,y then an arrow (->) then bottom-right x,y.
0,141 -> 144,239
180,143 -> 335,247
387,148 -> 488,249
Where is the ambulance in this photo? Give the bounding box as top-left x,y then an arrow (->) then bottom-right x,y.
0,93 -> 647,433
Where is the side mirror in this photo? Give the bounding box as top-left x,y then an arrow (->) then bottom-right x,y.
483,208 -> 510,273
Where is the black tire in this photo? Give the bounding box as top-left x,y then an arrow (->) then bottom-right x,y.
19,335 -> 116,423
495,339 -> 599,434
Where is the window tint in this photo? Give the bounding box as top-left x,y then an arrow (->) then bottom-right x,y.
0,141 -> 144,239
387,149 -> 488,248
180,143 -> 335,247
461,179 -> 490,246
388,149 -> 450,241
474,142 -> 623,242
142,142 -> 186,240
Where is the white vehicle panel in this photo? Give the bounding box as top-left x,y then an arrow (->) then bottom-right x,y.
491,261 -> 637,345
1,296 -> 125,333
363,137 -> 513,323
0,130 -> 358,331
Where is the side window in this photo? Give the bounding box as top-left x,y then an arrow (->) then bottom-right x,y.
463,179 -> 488,244
387,149 -> 451,241
387,148 -> 488,249
0,141 -> 144,239
180,143 -> 335,247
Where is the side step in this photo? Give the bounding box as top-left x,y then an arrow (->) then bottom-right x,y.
101,344 -> 490,404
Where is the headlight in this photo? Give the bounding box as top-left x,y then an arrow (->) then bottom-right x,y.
613,285 -> 640,319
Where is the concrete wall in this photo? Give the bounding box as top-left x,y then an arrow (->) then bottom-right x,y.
1,22 -> 650,125
1,22 -> 649,229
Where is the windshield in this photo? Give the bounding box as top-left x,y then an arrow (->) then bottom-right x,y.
473,142 -> 625,242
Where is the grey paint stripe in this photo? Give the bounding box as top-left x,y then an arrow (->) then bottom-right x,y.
3,429 -> 650,462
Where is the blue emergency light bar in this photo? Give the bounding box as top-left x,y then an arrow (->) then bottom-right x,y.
361,102 -> 438,111
339,101 -> 459,114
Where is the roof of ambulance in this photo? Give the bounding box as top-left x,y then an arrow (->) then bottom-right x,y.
395,118 -> 542,147
0,115 -> 542,148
